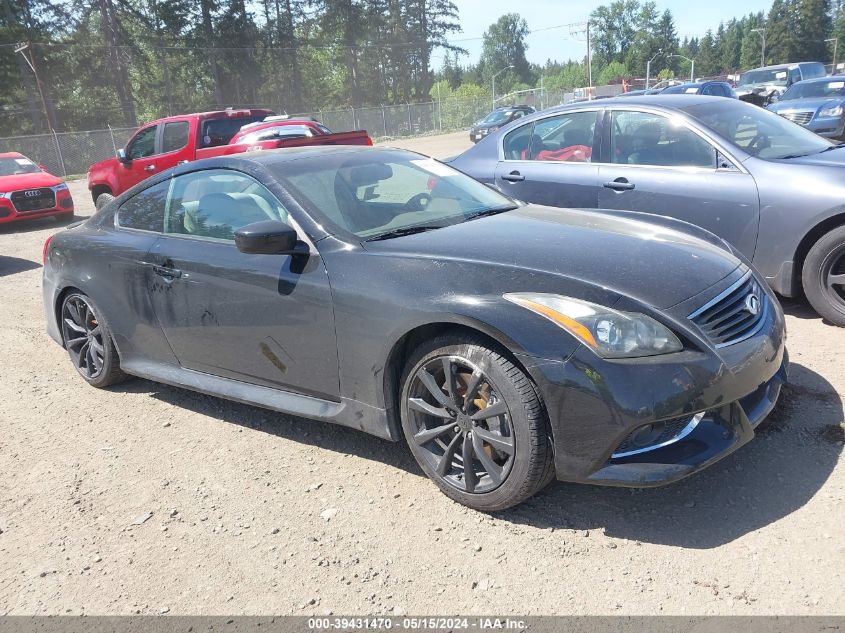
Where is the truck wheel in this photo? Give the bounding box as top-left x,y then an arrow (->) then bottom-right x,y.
95,192 -> 115,210
802,225 -> 845,326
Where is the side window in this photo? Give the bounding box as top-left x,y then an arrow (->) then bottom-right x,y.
126,125 -> 158,160
527,111 -> 595,162
789,68 -> 801,85
116,179 -> 170,232
512,111 -> 525,120
611,111 -> 716,168
165,169 -> 289,241
502,123 -> 534,160
161,121 -> 189,154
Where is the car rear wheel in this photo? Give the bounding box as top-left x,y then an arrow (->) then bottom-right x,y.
803,226 -> 845,327
95,192 -> 114,210
60,293 -> 127,388
399,333 -> 554,511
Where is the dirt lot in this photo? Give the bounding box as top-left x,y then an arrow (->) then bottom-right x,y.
0,131 -> 843,616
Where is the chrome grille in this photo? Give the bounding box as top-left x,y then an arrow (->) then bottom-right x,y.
779,111 -> 814,126
689,272 -> 768,347
10,187 -> 56,212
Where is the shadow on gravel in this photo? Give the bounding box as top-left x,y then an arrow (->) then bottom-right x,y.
502,361 -> 844,548
0,255 -> 40,277
114,379 -> 422,476
113,361 -> 842,550
0,213 -> 87,235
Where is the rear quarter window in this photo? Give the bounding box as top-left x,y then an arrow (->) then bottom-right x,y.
116,180 -> 170,232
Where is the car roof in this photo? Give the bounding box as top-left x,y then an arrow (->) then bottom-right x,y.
0,152 -> 25,159
743,62 -> 822,72
547,93 -> 723,112
794,74 -> 845,84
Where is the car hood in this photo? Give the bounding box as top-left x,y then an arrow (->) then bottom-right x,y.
369,205 -> 741,309
772,146 -> 845,167
0,171 -> 62,191
736,82 -> 785,95
769,97 -> 844,113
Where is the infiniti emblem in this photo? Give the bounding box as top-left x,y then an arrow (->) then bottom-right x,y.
745,293 -> 761,316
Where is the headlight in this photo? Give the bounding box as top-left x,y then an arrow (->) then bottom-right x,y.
504,293 -> 683,358
51,183 -> 69,193
819,105 -> 844,118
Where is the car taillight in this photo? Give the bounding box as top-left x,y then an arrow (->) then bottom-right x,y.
365,137 -> 373,146
43,234 -> 54,265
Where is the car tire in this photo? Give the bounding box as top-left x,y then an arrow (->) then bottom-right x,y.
60,292 -> 128,388
802,225 -> 845,326
399,333 -> 554,511
95,192 -> 115,210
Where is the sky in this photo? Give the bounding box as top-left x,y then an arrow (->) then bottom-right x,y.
444,0 -> 774,66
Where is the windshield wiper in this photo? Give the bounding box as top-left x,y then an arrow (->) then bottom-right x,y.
464,204 -> 519,221
365,225 -> 443,241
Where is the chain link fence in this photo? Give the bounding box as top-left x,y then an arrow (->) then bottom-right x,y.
0,86 -> 604,178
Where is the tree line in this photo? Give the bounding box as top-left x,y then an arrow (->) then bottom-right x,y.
0,0 -> 843,137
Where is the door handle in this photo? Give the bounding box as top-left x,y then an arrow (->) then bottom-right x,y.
501,171 -> 525,183
152,265 -> 182,279
603,178 -> 635,191
144,165 -> 156,172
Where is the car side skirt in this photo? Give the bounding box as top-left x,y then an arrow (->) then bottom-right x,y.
120,359 -> 397,441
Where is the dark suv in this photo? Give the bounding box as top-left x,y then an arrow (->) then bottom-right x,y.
470,105 -> 535,143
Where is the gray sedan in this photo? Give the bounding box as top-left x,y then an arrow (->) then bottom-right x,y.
449,95 -> 845,326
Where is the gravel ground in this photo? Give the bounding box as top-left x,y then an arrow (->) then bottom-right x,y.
0,131 -> 843,616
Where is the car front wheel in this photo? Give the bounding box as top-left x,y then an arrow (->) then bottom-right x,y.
399,333 -> 554,511
60,293 -> 127,388
803,226 -> 845,326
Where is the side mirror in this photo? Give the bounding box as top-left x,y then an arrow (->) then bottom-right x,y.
767,92 -> 780,105
234,220 -> 299,255
39,164 -> 47,172
117,148 -> 129,164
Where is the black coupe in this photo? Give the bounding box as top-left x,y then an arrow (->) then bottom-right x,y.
43,147 -> 787,511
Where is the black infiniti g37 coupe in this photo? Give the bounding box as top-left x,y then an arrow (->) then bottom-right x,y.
42,146 -> 788,511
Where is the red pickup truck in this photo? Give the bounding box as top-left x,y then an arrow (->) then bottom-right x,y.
87,109 -> 372,208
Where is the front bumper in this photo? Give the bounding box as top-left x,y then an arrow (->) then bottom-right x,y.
0,193 -> 74,224
517,271 -> 787,487
805,117 -> 845,138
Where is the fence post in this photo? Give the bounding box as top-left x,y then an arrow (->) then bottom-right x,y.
52,130 -> 67,178
350,106 -> 356,131
382,106 -> 387,138
107,124 -> 118,155
407,103 -> 411,135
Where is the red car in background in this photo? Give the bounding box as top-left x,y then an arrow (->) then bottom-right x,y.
228,116 -> 333,145
0,152 -> 74,225
87,109 -> 371,208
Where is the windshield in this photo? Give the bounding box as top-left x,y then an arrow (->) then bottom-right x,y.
781,79 -> 845,101
662,84 -> 700,94
237,125 -> 317,144
480,110 -> 511,125
0,156 -> 41,176
200,115 -> 267,147
738,68 -> 788,87
274,149 -> 516,239
682,99 -> 834,159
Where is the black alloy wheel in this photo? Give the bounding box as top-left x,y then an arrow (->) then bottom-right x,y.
803,226 -> 845,326
60,293 -> 127,387
400,334 -> 554,511
406,355 -> 516,494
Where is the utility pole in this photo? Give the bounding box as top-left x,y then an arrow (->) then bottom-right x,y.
826,37 -> 839,73
587,20 -> 592,92
491,65 -> 513,110
14,42 -> 53,132
751,28 -> 766,66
